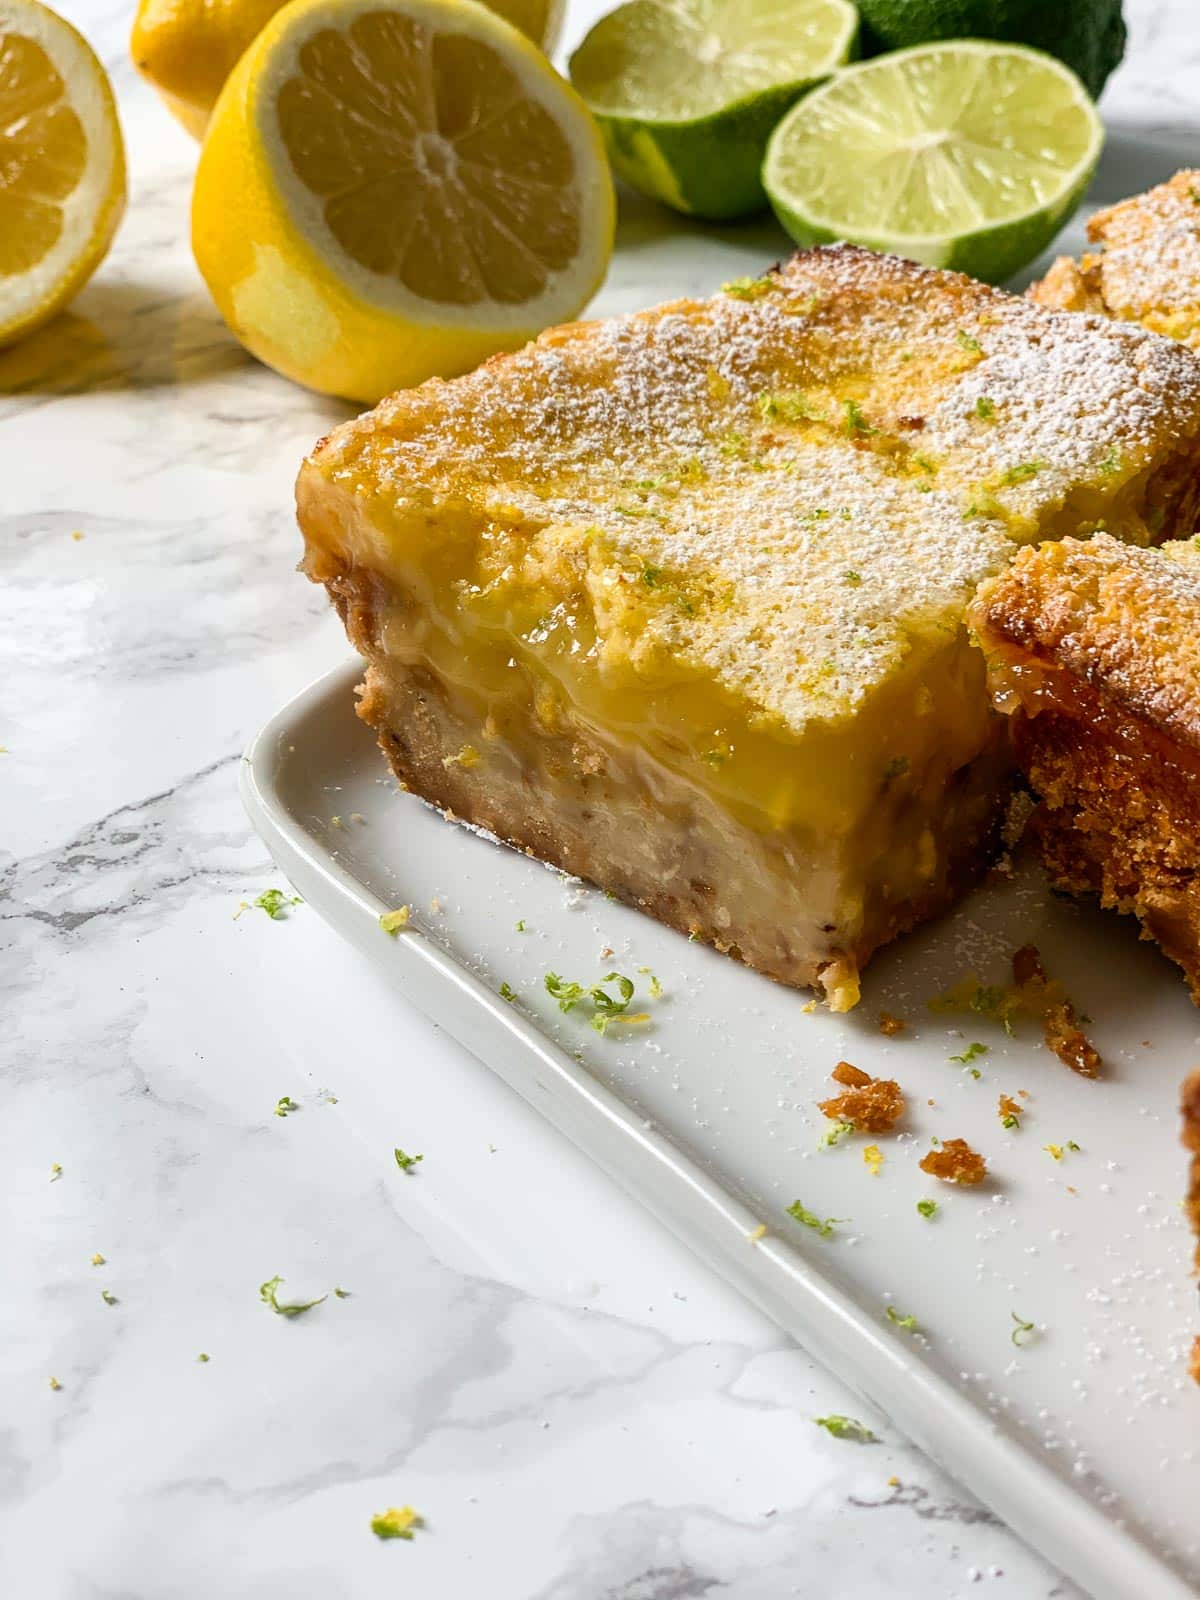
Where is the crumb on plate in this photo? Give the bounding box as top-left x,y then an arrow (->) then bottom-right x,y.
919,1137 -> 987,1185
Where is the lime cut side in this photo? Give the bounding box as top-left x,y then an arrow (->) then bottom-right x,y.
763,41 -> 1104,283
569,0 -> 858,221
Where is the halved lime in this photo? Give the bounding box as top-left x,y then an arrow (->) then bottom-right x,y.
762,42 -> 1104,284
569,0 -> 858,222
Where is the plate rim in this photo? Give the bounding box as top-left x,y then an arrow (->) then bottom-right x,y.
242,658 -> 1197,1600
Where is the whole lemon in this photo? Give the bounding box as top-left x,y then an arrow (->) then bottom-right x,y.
131,0 -> 565,138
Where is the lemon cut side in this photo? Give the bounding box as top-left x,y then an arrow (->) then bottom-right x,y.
192,0 -> 614,401
0,0 -> 125,348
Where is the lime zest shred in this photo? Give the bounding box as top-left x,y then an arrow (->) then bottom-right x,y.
50,1163 -> 62,1182
1000,459 -> 1046,485
100,1289 -> 118,1306
722,275 -> 776,300
975,396 -> 996,420
197,1352 -> 210,1363
916,1199 -> 939,1219
498,981 -> 518,1003
886,1305 -> 918,1332
843,399 -> 876,437
48,1376 -> 62,1391
544,970 -> 647,1034
370,1505 -> 423,1541
90,1253 -> 105,1266
394,1148 -> 423,1174
786,1200 -> 843,1238
274,1095 -> 299,1118
239,888 -> 302,921
1011,1311 -> 1037,1347
949,1041 -> 988,1065
819,1119 -> 856,1149
757,389 -> 821,423
930,978 -> 1019,1035
379,906 -> 411,935
259,1275 -> 327,1318
815,1414 -> 874,1442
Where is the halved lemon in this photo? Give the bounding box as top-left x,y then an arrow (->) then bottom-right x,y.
0,0 -> 126,349
191,0 -> 613,401
131,0 -> 566,141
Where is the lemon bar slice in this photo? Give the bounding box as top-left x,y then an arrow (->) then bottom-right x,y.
1029,168 -> 1200,348
973,534 -> 1200,1372
972,532 -> 1200,998
297,246 -> 1200,1008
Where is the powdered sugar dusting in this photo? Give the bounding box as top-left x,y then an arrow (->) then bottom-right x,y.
1088,169 -> 1200,324
315,245 -> 1200,736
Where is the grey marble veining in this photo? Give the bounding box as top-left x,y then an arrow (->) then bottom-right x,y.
5,2 -> 1197,1595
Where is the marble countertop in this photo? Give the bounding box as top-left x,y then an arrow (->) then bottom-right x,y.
4,3 -> 1198,1596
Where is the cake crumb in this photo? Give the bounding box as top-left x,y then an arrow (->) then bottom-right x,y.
999,1094 -> 1023,1129
1012,945 -> 1101,1078
919,1137 -> 987,1185
820,1061 -> 904,1132
877,1011 -> 905,1036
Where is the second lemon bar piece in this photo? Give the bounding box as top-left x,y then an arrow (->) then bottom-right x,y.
298,246 -> 1200,1008
1029,168 -> 1200,348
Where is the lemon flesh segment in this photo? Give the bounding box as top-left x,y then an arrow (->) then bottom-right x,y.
192,0 -> 614,402
763,41 -> 1104,284
0,0 -> 125,347
569,0 -> 858,220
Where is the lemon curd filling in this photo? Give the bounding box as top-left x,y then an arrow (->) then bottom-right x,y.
298,247 -> 1200,1004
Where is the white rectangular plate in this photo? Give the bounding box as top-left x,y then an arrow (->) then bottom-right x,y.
244,661 -> 1199,1600
245,128 -> 1200,1599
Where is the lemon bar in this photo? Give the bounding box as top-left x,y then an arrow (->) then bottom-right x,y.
972,533 -> 1200,999
1030,169 -> 1200,348
297,246 -> 1200,1008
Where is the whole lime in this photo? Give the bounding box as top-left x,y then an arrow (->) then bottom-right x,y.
854,0 -> 1126,99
